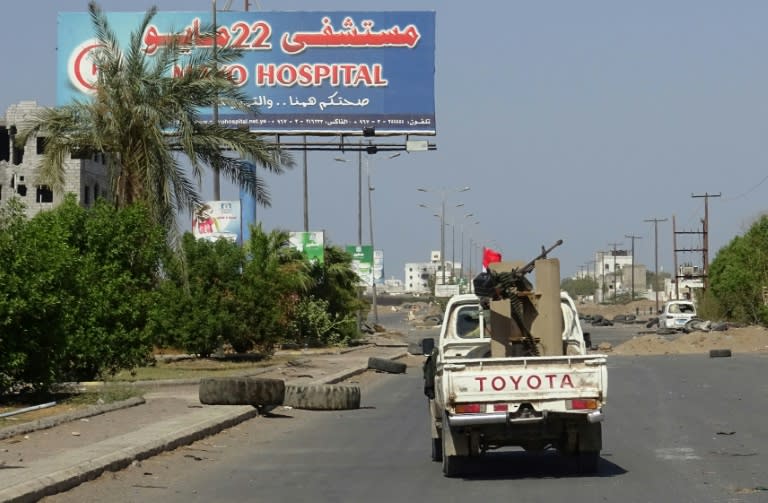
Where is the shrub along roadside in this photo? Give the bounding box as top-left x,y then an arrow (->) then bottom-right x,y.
0,197 -> 165,394
0,200 -> 366,396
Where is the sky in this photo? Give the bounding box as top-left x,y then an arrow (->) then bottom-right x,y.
3,1 -> 768,284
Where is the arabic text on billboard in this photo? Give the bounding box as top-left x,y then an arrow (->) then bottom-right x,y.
58,11 -> 436,135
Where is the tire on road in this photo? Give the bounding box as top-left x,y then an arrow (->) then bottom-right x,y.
408,341 -> 424,355
709,348 -> 732,358
284,384 -> 361,410
199,377 -> 285,406
367,356 -> 407,374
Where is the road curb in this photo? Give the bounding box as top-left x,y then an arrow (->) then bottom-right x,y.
0,351 -> 410,503
0,397 -> 146,441
0,406 -> 260,503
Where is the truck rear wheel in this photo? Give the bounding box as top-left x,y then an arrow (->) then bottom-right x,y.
441,413 -> 467,477
442,433 -> 462,477
576,451 -> 599,474
431,437 -> 442,462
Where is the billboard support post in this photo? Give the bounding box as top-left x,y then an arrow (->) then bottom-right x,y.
212,0 -> 220,200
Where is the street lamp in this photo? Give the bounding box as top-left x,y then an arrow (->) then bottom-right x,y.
336,150 -> 398,325
460,217 -> 478,287
366,152 -> 400,324
333,150 -> 362,246
334,150 -> 363,333
417,186 -> 470,287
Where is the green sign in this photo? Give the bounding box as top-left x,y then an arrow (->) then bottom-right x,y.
346,245 -> 373,286
290,231 -> 325,264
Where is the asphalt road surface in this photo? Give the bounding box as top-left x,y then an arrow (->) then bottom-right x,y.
45,351 -> 768,503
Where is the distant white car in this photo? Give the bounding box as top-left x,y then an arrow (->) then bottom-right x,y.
658,300 -> 697,330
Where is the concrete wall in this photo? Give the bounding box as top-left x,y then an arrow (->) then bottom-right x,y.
1,101 -> 109,219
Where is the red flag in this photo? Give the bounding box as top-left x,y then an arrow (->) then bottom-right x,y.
482,247 -> 502,270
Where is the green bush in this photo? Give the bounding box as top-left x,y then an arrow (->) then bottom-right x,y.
287,296 -> 356,347
708,216 -> 768,325
0,197 -> 165,393
147,234 -> 245,357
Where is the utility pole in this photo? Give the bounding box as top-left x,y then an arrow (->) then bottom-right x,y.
598,251 -> 607,303
624,234 -> 642,301
691,192 -> 721,291
645,217 -> 668,314
607,242 -> 623,303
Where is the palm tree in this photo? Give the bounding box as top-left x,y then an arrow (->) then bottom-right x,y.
18,1 -> 292,238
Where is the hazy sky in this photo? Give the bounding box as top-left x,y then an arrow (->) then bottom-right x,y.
3,1 -> 768,283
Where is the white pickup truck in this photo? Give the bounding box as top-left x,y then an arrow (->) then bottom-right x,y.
422,292 -> 608,476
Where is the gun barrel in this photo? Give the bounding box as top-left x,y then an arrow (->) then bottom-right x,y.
518,239 -> 564,275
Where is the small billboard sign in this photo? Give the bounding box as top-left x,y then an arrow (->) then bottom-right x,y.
290,231 -> 324,263
346,244 -> 373,286
192,201 -> 241,243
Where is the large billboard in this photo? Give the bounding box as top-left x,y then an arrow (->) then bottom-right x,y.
57,11 -> 436,135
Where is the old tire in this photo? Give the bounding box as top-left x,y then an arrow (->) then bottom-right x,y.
284,384 -> 361,410
199,377 -> 285,406
368,357 -> 407,374
709,348 -> 732,358
408,341 -> 424,355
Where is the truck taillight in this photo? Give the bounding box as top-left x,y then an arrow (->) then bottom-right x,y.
455,404 -> 482,413
493,404 -> 509,412
569,399 -> 598,410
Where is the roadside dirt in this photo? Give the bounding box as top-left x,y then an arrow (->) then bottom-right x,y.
579,299 -> 768,355
611,326 -> 768,355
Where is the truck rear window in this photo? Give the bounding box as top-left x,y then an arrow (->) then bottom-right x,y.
456,305 -> 482,338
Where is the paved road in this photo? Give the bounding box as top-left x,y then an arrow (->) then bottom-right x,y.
585,320 -> 651,348
44,353 -> 768,503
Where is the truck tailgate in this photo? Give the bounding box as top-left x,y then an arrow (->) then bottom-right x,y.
443,355 -> 607,404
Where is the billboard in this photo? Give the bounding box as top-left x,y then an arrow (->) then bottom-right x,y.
373,249 -> 384,285
192,200 -> 241,243
346,244 -> 373,286
57,11 -> 436,135
290,231 -> 324,263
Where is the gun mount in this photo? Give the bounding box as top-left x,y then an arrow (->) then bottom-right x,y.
473,240 -> 564,357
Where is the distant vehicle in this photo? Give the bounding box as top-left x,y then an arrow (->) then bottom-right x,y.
658,300 -> 697,330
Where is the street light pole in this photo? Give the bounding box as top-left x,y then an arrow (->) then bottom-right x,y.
468,238 -> 473,291
417,186 -> 470,289
334,148 -> 365,333
365,152 -> 399,324
440,197 -> 446,285
367,167 -> 378,324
